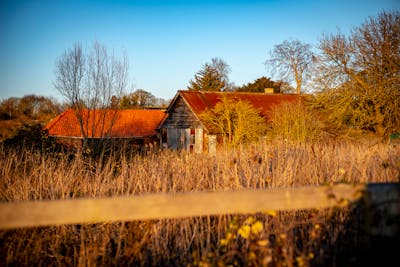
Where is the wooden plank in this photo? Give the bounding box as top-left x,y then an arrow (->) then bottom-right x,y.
185,128 -> 191,150
194,127 -> 203,153
178,128 -> 186,150
0,184 -> 367,229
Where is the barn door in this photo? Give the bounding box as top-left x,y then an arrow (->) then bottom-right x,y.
167,128 -> 203,152
167,128 -> 178,150
167,128 -> 191,150
185,128 -> 191,150
177,128 -> 191,150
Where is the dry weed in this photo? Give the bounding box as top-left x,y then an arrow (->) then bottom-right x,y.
0,140 -> 398,266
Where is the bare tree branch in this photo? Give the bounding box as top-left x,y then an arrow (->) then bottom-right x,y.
313,11 -> 400,135
266,40 -> 314,94
54,42 -> 129,150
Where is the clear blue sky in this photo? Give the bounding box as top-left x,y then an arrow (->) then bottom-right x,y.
0,0 -> 398,101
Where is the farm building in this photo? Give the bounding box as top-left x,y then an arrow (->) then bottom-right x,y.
44,108 -> 167,150
158,90 -> 303,153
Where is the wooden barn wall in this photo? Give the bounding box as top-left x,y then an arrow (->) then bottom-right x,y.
160,96 -> 206,152
165,127 -> 203,152
161,96 -> 202,129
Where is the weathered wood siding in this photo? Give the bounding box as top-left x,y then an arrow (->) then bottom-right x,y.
160,95 -> 205,152
166,128 -> 187,150
161,96 -> 203,129
194,128 -> 203,153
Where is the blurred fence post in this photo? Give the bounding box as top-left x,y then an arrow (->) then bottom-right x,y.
364,183 -> 400,237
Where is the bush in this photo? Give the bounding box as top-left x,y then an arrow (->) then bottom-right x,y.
1,122 -> 59,152
268,101 -> 321,143
200,96 -> 267,147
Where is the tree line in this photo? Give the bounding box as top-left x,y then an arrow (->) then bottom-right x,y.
187,11 -> 399,137
1,10 -> 398,146
0,95 -> 62,141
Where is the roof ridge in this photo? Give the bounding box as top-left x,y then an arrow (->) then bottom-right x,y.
179,89 -> 301,96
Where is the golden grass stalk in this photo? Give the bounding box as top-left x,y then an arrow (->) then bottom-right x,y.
0,140 -> 398,266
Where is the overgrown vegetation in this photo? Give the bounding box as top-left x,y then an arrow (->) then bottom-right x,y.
200,96 -> 267,147
268,100 -> 322,143
312,11 -> 400,136
0,94 -> 62,141
1,122 -> 58,152
0,139 -> 399,266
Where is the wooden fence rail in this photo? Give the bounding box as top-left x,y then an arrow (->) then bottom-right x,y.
1,183 -> 399,230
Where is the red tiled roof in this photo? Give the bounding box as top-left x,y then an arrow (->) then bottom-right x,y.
176,90 -> 303,121
44,109 -> 167,138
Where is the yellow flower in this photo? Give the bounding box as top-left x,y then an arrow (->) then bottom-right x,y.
220,232 -> 234,245
244,217 -> 255,225
238,225 -> 251,239
251,221 -> 263,235
229,220 -> 238,230
266,210 -> 277,217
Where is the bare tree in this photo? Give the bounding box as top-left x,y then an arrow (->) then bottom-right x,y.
211,57 -> 232,90
266,39 -> 314,94
0,97 -> 20,120
54,42 -> 129,149
313,11 -> 400,136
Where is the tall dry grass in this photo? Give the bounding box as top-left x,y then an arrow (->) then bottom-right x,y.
0,140 -> 399,266
1,140 -> 398,201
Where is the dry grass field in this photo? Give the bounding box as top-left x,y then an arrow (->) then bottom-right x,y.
0,139 -> 399,266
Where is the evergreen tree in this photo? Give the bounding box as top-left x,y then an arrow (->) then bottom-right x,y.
237,76 -> 282,93
187,58 -> 231,91
188,63 -> 226,91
